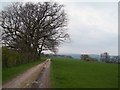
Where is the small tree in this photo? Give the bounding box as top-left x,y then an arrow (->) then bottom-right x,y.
81,54 -> 89,61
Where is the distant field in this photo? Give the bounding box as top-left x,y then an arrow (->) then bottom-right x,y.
51,58 -> 118,88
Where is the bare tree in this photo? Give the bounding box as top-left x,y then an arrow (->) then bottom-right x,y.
0,2 -> 69,59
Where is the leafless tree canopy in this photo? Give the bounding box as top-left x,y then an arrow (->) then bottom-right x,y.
0,2 -> 69,58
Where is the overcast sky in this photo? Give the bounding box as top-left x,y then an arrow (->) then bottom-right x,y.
0,0 -> 118,55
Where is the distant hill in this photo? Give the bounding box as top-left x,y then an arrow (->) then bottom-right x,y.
68,54 -> 80,59
60,54 -> 100,61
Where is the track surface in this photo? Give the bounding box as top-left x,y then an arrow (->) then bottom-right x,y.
2,59 -> 51,88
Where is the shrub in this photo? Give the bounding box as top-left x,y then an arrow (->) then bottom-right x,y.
2,46 -> 41,68
2,47 -> 24,68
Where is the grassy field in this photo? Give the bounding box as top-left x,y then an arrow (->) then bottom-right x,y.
51,57 -> 118,88
2,57 -> 47,84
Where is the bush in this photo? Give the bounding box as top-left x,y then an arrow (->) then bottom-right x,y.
2,47 -> 24,68
2,47 -> 9,68
2,46 -> 41,68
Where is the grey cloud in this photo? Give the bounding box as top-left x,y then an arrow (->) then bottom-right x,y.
58,2 -> 118,55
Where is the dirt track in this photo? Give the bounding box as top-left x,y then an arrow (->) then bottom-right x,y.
2,59 -> 51,88
30,59 -> 51,88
